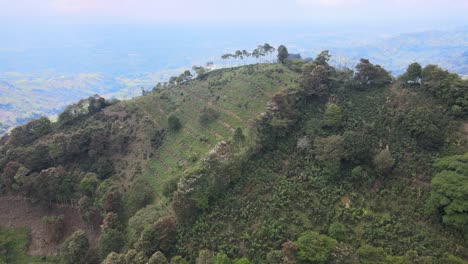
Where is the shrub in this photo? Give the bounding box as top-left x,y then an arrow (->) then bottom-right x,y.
322,104 -> 343,129
373,148 -> 395,175
135,216 -> 177,256
313,135 -> 344,162
168,115 -> 182,131
296,231 -> 337,264
99,228 -> 125,259
196,249 -> 214,264
356,245 -> 387,264
266,250 -> 284,264
233,258 -> 251,264
213,253 -> 232,264
199,107 -> 219,125
79,173 -> 99,197
149,251 -> 168,264
170,256 -> 188,264
328,222 -> 346,241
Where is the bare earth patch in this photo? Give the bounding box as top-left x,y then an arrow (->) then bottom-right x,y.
0,196 -> 100,256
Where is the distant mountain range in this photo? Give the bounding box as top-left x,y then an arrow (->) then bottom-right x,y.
0,26 -> 466,135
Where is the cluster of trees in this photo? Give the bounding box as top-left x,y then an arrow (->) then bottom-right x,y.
399,62 -> 468,117
221,43 -> 276,66
426,153 -> 468,236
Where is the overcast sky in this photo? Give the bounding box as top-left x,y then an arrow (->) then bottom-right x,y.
1,0 -> 467,26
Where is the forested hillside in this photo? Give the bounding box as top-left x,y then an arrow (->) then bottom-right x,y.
0,49 -> 467,264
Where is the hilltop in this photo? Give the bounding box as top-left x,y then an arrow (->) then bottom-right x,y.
0,51 -> 467,263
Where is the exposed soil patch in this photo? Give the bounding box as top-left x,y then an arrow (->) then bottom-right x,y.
0,196 -> 100,256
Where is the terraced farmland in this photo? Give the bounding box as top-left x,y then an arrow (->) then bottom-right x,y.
127,64 -> 300,200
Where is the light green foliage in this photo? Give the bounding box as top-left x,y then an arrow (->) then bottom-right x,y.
427,153 -> 468,234
356,245 -> 387,264
79,172 -> 99,196
170,256 -> 188,264
213,253 -> 232,264
0,227 -> 58,263
123,249 -> 149,264
102,252 -> 125,264
233,257 -> 252,264
60,230 -> 89,264
149,251 -> 169,264
373,148 -> 395,174
296,231 -> 337,264
313,135 -> 344,162
196,249 -> 214,264
266,250 -> 284,264
322,104 -> 343,129
124,178 -> 155,217
99,228 -> 125,259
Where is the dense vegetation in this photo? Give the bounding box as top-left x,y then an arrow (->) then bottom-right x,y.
0,48 -> 467,263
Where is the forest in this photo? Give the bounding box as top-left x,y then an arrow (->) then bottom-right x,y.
0,46 -> 467,264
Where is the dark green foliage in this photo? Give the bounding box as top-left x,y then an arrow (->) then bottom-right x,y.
58,95 -> 107,126
232,127 -> 246,146
60,230 -> 89,264
343,130 -> 375,163
99,228 -> 125,259
426,153 -> 468,235
168,115 -> 182,132
135,216 -> 177,256
354,59 -> 392,88
328,222 -> 346,241
399,107 -> 446,150
296,231 -> 337,263
301,64 -> 330,97
277,45 -> 289,64
103,190 -> 123,214
78,196 -> 101,224
124,178 -> 155,217
6,117 -> 52,147
32,166 -> 76,202
399,62 -> 422,85
356,245 -> 387,264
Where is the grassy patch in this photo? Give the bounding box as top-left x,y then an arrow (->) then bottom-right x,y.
0,227 -> 59,264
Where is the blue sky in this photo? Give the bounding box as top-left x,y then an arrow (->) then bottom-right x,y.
1,0 -> 467,26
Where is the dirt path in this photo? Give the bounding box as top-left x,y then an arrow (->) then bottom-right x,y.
0,196 -> 100,256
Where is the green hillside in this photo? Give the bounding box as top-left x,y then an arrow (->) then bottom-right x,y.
0,52 -> 467,264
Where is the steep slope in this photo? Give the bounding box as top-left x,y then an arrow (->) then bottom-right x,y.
1,57 -> 467,264
0,64 -> 298,258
